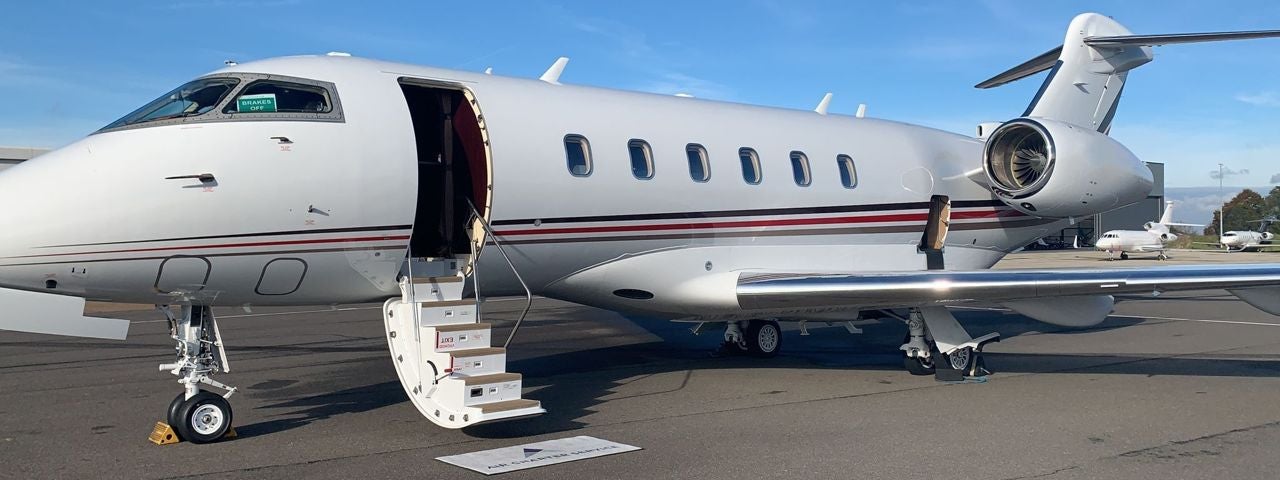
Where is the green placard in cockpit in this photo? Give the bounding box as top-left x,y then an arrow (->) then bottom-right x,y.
236,94 -> 277,113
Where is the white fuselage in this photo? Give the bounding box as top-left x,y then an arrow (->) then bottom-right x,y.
1095,229 -> 1168,254
0,56 -> 1069,316
1220,231 -> 1275,251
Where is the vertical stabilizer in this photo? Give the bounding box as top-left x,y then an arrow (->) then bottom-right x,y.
977,14 -> 1280,133
1023,14 -> 1151,133
1158,200 -> 1175,225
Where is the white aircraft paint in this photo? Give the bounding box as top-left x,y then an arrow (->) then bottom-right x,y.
1,12 -> 1279,436
1095,201 -> 1200,260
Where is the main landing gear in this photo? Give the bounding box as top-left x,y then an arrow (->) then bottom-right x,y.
1106,251 -> 1129,261
720,319 -> 782,357
158,305 -> 237,443
896,307 -> 999,378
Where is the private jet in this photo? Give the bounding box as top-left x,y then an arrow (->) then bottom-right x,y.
1210,216 -> 1279,252
1095,201 -> 1200,260
3,13 -> 1280,443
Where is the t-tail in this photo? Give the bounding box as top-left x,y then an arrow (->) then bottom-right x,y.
977,13 -> 1280,133
974,14 -> 1280,221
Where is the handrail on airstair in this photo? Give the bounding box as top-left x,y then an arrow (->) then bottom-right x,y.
465,200 -> 533,348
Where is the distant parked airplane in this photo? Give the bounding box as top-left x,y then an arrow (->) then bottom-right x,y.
1201,216 -> 1279,252
1095,201 -> 1200,260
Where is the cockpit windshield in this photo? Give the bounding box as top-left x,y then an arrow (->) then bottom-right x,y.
102,77 -> 240,130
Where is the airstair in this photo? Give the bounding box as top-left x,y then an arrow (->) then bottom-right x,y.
382,210 -> 543,428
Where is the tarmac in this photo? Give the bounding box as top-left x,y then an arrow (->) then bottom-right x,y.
3,249 -> 1280,479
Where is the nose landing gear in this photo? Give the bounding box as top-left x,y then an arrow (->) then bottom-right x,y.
157,305 -> 237,444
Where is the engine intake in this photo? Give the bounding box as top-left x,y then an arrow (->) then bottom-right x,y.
984,120 -> 1054,197
982,117 -> 1153,218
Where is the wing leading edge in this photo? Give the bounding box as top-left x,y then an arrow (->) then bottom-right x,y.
737,264 -> 1280,315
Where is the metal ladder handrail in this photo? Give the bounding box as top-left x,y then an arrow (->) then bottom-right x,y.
465,200 -> 533,348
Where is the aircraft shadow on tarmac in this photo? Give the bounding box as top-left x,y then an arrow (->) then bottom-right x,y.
224,308 -> 1280,440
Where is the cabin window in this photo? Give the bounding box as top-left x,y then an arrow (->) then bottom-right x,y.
565,135 -> 593,176
223,80 -> 332,114
687,144 -> 710,182
790,151 -> 811,186
739,148 -> 761,185
837,154 -> 858,188
629,139 -> 655,180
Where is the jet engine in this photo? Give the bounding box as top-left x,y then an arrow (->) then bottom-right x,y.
1263,232 -> 1275,241
983,118 -> 1153,218
1160,232 -> 1177,242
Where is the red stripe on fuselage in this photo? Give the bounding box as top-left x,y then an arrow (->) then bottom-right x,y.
493,209 -> 1020,236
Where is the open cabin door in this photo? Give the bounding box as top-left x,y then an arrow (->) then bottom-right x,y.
399,79 -> 492,272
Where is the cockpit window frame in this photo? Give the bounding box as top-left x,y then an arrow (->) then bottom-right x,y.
95,72 -> 344,134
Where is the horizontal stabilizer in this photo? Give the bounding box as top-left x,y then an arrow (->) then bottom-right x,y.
1084,30 -> 1280,47
976,25 -> 1280,89
975,46 -> 1062,89
0,287 -> 129,340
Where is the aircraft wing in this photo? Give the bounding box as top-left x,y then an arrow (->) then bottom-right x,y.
737,264 -> 1280,318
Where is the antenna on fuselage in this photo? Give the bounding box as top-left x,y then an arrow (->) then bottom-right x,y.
814,93 -> 833,115
224,60 -> 237,66
539,57 -> 569,85
855,103 -> 867,118
484,67 -> 493,75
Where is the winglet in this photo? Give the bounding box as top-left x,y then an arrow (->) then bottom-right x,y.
539,57 -> 569,85
814,93 -> 833,115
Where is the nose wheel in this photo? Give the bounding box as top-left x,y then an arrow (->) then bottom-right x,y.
157,305 -> 237,444
168,391 -> 233,443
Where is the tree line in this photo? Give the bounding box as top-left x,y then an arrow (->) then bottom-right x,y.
1203,186 -> 1280,236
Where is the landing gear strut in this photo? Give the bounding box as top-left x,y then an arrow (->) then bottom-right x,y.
158,305 -> 236,443
896,307 -> 998,378
721,319 -> 782,357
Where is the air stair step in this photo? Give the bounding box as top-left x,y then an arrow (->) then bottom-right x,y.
431,323 -> 492,351
449,347 -> 506,375
461,372 -> 521,385
477,398 -> 542,414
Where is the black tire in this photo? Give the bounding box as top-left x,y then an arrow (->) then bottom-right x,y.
903,355 -> 935,375
1120,252 -> 1129,260
167,392 -> 186,430
744,320 -> 782,358
901,333 -> 935,375
174,391 -> 233,444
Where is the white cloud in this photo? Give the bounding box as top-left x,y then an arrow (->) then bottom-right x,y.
1210,166 -> 1250,180
1235,91 -> 1280,107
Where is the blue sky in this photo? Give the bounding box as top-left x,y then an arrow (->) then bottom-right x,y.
1,0 -> 1278,187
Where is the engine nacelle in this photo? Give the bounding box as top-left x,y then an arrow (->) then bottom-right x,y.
1160,232 -> 1177,242
983,118 -> 1153,218
1264,232 -> 1275,241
